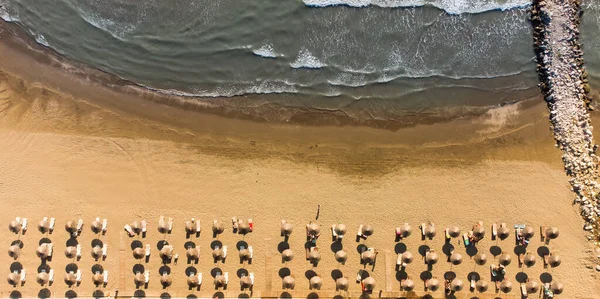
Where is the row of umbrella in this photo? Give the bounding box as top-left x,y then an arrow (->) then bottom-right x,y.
8,218 -> 108,235
280,275 -> 374,291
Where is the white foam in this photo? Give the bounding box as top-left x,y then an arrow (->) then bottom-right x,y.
253,44 -> 278,58
0,4 -> 19,22
302,0 -> 530,15
290,49 -> 326,69
141,80 -> 298,98
76,9 -> 134,41
34,33 -> 50,47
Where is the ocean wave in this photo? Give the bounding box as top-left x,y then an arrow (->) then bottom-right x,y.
0,4 -> 18,22
290,48 -> 326,69
34,33 -> 49,47
140,80 -> 299,98
253,44 -> 278,58
74,8 -> 134,41
302,0 -> 530,15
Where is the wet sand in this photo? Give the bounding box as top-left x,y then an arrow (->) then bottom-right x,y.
0,18 -> 599,299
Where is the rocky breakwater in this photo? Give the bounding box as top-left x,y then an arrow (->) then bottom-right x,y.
531,0 -> 600,241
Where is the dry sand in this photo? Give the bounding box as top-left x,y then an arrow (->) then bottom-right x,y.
0,22 -> 600,299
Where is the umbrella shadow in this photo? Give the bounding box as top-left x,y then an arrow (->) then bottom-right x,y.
540,272 -> 553,283
278,242 -> 290,253
210,241 -> 223,250
330,241 -> 342,253
356,244 -> 368,254
158,265 -> 171,275
157,240 -> 169,250
515,272 -> 528,283
305,270 -> 318,280
65,290 -> 77,298
278,268 -> 290,279
280,292 -> 292,299
210,267 -> 222,278
331,269 -> 343,281
443,271 -> 456,281
417,245 -> 430,258
91,239 -> 103,248
185,266 -> 197,276
419,271 -> 432,282
394,243 -> 407,254
39,238 -> 51,246
184,241 -> 196,250
467,271 -> 480,282
131,240 -> 143,250
92,290 -> 104,298
66,263 -> 78,273
10,262 -> 23,273
395,270 -> 407,282
133,290 -> 145,298
91,264 -> 104,274
9,291 -> 21,299
442,244 -> 454,257
38,288 -> 51,299
537,246 -> 550,258
11,240 -> 24,248
132,264 -> 145,274
38,264 -> 51,274
466,246 -> 478,257
236,241 -> 248,251
489,245 -> 502,257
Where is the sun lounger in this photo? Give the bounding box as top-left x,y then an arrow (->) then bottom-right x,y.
224,272 -> 229,285
248,246 -> 253,260
48,243 -> 53,257
198,273 -> 202,285
22,218 -> 28,233
144,271 -> 150,283
462,233 -> 470,246
357,224 -> 364,237
145,244 -> 151,257
196,220 -> 201,233
514,224 -> 525,229
396,253 -> 402,266
124,224 -> 135,237
420,223 -> 426,238
445,228 -> 450,240
102,219 -> 108,234
76,270 -> 82,283
20,269 -> 26,284
102,244 -> 108,259
76,244 -> 82,259
159,215 -> 165,226
141,220 -> 147,234
49,218 -> 55,233
520,283 -> 527,297
168,217 -> 174,233
77,219 -> 84,234
16,217 -> 21,224
540,226 -> 547,242
249,273 -> 254,286
49,269 -> 54,283
103,271 -> 108,285
470,278 -> 475,289
492,223 -> 497,239
248,219 -> 254,231
332,225 -> 338,239
232,217 -> 238,230
222,246 -> 228,259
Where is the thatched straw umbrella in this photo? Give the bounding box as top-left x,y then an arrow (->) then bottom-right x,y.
37,244 -> 51,259
91,220 -> 102,234
523,253 -> 536,267
475,280 -> 488,292
398,223 -> 412,238
336,277 -> 349,291
133,247 -> 145,259
335,250 -> 347,264
281,249 -> 293,262
361,225 -> 374,237
160,274 -> 172,287
426,278 -> 439,291
498,226 -> 510,240
38,219 -> 50,233
281,223 -> 293,236
425,250 -> 438,265
450,252 -> 463,265
499,279 -> 512,293
91,246 -> 102,260
238,221 -> 252,235
499,253 -> 512,266
187,275 -> 200,287
451,279 -> 463,291
8,245 -> 20,259
334,224 -> 347,237
212,248 -> 223,261
448,226 -> 460,238
65,220 -> 77,233
282,276 -> 295,289
307,223 -> 320,236
9,221 -> 22,234
160,246 -> 173,260
64,272 -> 77,286
308,250 -> 321,264
309,276 -> 322,290
401,251 -> 413,265
185,221 -> 195,234
526,280 -> 539,293
548,254 -> 561,267
361,250 -> 375,264
474,253 -> 487,266
551,281 -> 563,294
7,272 -> 20,286
131,221 -> 142,234
65,246 -> 77,259
212,221 -> 224,235
157,220 -> 168,234
186,247 -> 199,260
214,275 -> 226,288
92,273 -> 103,286
424,225 -> 436,239
473,226 -> 485,238
522,226 -> 534,239
363,277 -> 376,291
37,272 -> 49,285
134,273 -> 145,287
545,227 -> 559,240
240,248 -> 251,261
240,276 -> 252,289
401,279 -> 414,291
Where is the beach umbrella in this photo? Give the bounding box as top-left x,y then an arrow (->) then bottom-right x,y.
451,279 -> 463,291
334,224 -> 347,236
65,246 -> 77,259
308,250 -> 321,264
401,279 -> 415,291
187,275 -> 200,287
91,246 -> 102,260
240,276 -> 252,289
499,280 -> 512,293
473,226 -> 485,238
523,253 -> 536,267
398,223 -> 412,238
8,245 -> 20,259
212,221 -> 224,235
450,252 -> 463,265
92,273 -> 103,286
37,272 -> 49,285
282,276 -> 295,289
37,244 -> 51,259
336,277 -> 349,291
335,250 -> 347,264
361,250 -> 375,264
448,226 -> 460,238
522,226 -> 534,239
134,273 -> 145,286
548,254 -> 561,267
157,220 -> 168,234
476,280 -> 488,293
307,223 -> 320,236
9,220 -> 22,234
215,275 -> 226,288
7,272 -> 20,286
212,248 -> 223,261
499,253 -> 512,266
361,225 -> 374,237
545,227 -> 559,240
185,221 -> 195,234
131,221 -> 141,234
401,251 -> 413,265
65,220 -> 77,233
426,278 -> 439,291
65,272 -> 77,285
133,247 -> 145,259
238,221 -> 252,235
160,246 -> 173,259
363,277 -> 376,291
240,248 -> 251,261
424,225 -> 436,239
39,219 -> 50,233
281,223 -> 293,236
526,280 -> 539,293
91,220 -> 102,234
281,249 -> 294,262
425,251 -> 438,265
186,247 -> 199,259
309,276 -> 323,290
160,274 -> 172,287
498,226 -> 510,240
551,281 -> 564,294
474,253 -> 487,265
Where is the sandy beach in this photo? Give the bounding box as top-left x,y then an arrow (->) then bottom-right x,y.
0,18 -> 600,299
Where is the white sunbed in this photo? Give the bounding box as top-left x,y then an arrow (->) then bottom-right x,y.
222,246 -> 228,259
124,224 -> 134,237
22,218 -> 28,232
141,220 -> 147,234
196,220 -> 201,233
103,271 -> 109,285
102,219 -> 108,233
224,272 -> 229,285
48,243 -> 54,257
145,244 -> 151,257
76,270 -> 82,283
332,225 -> 338,239
77,219 -> 84,235
144,271 -> 150,283
20,269 -> 26,284
102,244 -> 108,259
249,273 -> 254,286
357,224 -> 364,237
248,246 -> 254,260
76,245 -> 82,259
49,218 -> 55,233
168,217 -> 174,232
48,269 -> 54,283
198,273 -> 203,285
